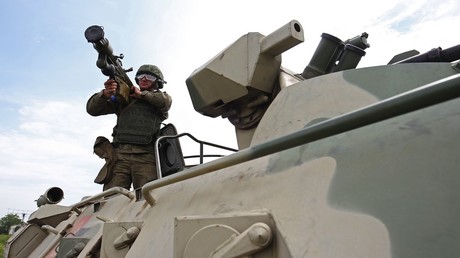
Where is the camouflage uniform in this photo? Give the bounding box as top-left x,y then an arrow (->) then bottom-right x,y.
87,65 -> 172,190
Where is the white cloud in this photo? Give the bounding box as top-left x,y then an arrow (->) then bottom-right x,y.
0,100 -> 110,215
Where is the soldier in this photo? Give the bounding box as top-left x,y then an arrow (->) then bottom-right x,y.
87,64 -> 172,190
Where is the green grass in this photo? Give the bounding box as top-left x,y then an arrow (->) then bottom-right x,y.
0,234 -> 10,258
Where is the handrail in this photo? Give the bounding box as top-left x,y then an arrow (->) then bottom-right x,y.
142,73 -> 460,206
38,212 -> 78,258
183,154 -> 226,159
71,187 -> 135,210
154,132 -> 238,179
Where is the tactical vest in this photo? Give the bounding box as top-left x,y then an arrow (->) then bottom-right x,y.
113,100 -> 164,145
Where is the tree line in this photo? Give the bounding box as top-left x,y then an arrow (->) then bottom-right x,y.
0,214 -> 23,234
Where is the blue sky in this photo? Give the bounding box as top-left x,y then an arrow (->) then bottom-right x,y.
0,0 -> 459,218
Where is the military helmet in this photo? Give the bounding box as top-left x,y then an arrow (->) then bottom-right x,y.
135,64 -> 167,88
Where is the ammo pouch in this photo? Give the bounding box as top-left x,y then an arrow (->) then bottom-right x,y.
93,136 -> 117,184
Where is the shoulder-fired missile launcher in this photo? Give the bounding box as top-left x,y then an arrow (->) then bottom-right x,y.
4,20 -> 460,258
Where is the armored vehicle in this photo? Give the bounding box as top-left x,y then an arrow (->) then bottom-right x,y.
4,20 -> 460,258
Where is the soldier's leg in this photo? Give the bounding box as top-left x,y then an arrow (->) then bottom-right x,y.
103,155 -> 132,190
131,152 -> 157,190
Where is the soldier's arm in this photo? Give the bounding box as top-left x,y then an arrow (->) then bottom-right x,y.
140,91 -> 172,113
86,90 -> 117,116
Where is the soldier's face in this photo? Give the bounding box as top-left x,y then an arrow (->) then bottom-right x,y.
138,77 -> 156,91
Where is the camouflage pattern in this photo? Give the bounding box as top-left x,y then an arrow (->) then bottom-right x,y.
5,20 -> 460,258
103,151 -> 157,191
136,64 -> 164,80
86,72 -> 172,191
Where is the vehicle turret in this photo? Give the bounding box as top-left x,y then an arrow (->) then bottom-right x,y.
186,20 -> 303,148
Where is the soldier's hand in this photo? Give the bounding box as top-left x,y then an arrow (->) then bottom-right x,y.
103,79 -> 117,98
130,86 -> 142,99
